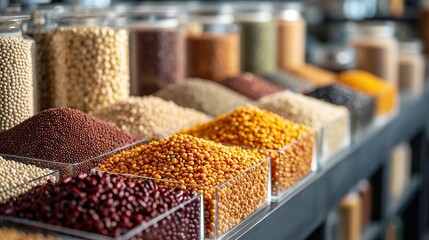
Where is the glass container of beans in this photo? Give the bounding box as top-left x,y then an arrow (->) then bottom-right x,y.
24,6 -> 64,111
115,4 -> 185,95
0,172 -> 203,240
185,3 -> 240,81
276,2 -> 305,71
51,10 -> 130,112
351,21 -> 399,87
233,2 -> 276,74
0,14 -> 35,131
95,134 -> 271,239
398,40 -> 425,95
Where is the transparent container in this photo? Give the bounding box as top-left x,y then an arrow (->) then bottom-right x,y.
276,2 -> 305,71
185,3 -> 240,81
25,6 -> 64,111
0,14 -> 35,131
0,191 -> 203,240
398,40 -> 425,95
351,21 -> 399,87
51,10 -> 130,112
234,2 -> 276,74
91,141 -> 271,239
115,4 -> 185,95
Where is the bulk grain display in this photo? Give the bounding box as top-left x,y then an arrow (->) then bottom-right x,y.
52,13 -> 129,112
0,108 -> 140,176
260,71 -> 315,93
154,78 -> 250,116
0,156 -> 57,202
91,96 -> 209,140
219,73 -> 285,100
256,91 -> 350,163
181,105 -> 314,199
98,134 -> 270,239
0,172 -> 202,240
0,14 -> 34,131
306,84 -> 376,136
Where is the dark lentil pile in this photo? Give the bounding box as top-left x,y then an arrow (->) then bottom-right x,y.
154,78 -> 250,116
0,172 -> 201,240
305,84 -> 375,134
130,28 -> 184,95
219,73 -> 285,100
259,71 -> 315,93
0,108 -> 140,175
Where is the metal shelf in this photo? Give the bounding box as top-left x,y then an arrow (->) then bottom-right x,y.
229,89 -> 429,240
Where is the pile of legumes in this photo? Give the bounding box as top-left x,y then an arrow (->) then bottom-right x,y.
306,84 -> 376,135
181,105 -> 314,197
0,228 -> 57,240
0,108 -> 140,176
0,156 -> 56,202
52,26 -> 129,112
259,71 -> 315,93
219,73 -> 285,100
256,91 -> 350,162
91,96 -> 209,140
154,78 -> 250,116
0,172 -> 201,240
98,134 -> 269,238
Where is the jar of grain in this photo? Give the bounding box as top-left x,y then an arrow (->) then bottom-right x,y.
351,22 -> 399,86
398,40 -> 425,95
276,2 -> 305,71
234,2 -> 276,74
421,1 -> 429,55
185,3 -> 240,81
51,10 -> 130,112
115,4 -> 185,96
25,6 -> 64,111
0,14 -> 35,131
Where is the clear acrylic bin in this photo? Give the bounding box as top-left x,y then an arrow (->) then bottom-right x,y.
0,190 -> 203,240
91,142 -> 271,240
0,141 -> 146,178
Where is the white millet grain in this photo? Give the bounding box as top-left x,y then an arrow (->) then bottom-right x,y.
91,96 -> 209,140
52,26 -> 129,112
0,156 -> 56,202
257,91 -> 351,162
0,35 -> 34,131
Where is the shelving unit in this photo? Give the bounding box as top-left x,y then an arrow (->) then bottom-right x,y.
227,89 -> 429,240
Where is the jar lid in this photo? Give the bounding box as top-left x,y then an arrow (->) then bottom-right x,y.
276,2 -> 303,21
356,21 -> 395,38
399,40 -> 422,54
233,2 -> 273,22
0,13 -> 31,22
112,4 -> 181,28
185,3 -> 235,24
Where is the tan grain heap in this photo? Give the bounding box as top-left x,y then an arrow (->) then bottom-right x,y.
181,105 -> 314,196
257,91 -> 350,162
99,134 -> 269,238
0,228 -> 57,240
91,96 -> 209,140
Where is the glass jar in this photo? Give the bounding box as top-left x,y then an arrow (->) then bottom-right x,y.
351,22 -> 399,86
0,13 -> 35,131
276,2 -> 305,71
185,3 -> 240,81
234,2 -> 275,74
398,40 -> 425,95
51,10 -> 130,112
115,4 -> 185,96
25,6 -> 64,111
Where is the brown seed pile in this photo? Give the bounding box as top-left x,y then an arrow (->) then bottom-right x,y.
181,105 -> 314,196
219,73 -> 285,100
91,96 -> 209,140
154,78 -> 250,116
187,33 -> 240,81
98,134 -> 269,238
25,29 -> 56,110
0,156 -> 56,202
0,35 -> 34,131
0,228 -> 57,240
0,108 -> 140,176
52,26 -> 129,112
257,91 -> 350,162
